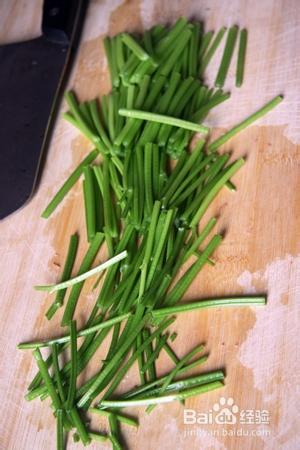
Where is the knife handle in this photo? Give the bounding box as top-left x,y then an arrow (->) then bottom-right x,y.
42,0 -> 84,44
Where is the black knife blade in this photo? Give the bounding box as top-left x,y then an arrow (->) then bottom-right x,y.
0,0 -> 87,219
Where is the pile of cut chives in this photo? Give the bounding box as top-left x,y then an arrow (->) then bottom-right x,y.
18,18 -> 282,449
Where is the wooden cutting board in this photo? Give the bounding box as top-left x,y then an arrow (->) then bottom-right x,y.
0,1 -> 299,449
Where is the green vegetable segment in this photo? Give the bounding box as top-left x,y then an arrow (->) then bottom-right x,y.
236,29 -> 248,87
119,108 -> 209,134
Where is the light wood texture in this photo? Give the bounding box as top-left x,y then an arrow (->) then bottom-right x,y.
0,1 -> 299,449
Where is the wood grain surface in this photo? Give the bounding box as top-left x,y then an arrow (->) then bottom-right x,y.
0,1 -> 299,449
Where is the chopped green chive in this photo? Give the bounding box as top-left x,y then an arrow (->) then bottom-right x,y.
32,348 -> 61,410
66,321 -> 78,410
200,26 -> 227,76
45,234 -> 79,320
89,408 -> 138,427
215,25 -> 239,87
153,296 -> 266,317
190,159 -> 245,227
209,95 -> 283,152
41,150 -> 98,219
236,29 -> 248,87
199,30 -> 214,58
119,109 -> 209,134
83,166 -> 96,242
104,37 -> 119,88
61,233 -> 104,326
35,251 -> 127,293
136,332 -> 146,384
18,313 -> 131,349
51,344 -> 66,403
56,410 -> 64,450
99,381 -> 223,408
122,33 -> 153,62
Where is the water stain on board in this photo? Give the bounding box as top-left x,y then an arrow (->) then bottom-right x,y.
236,255 -> 300,449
